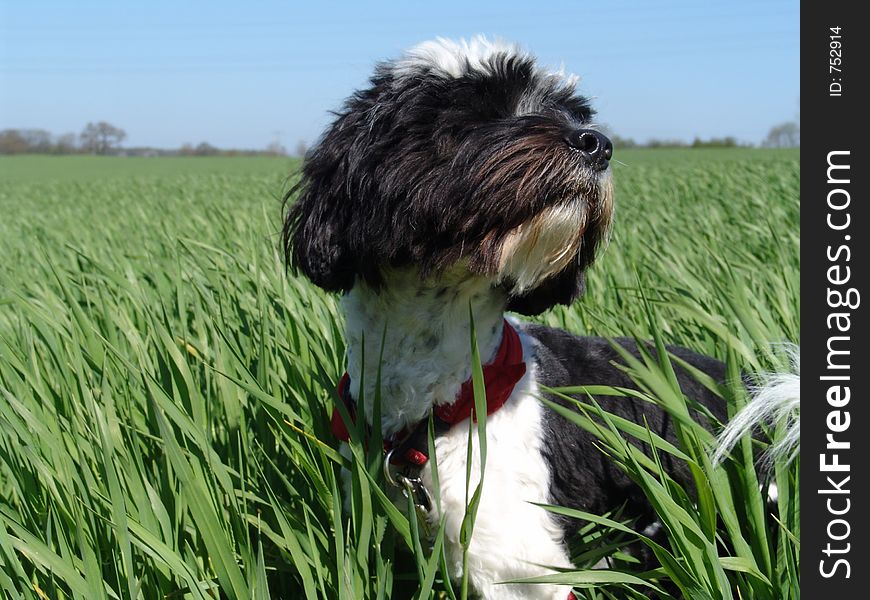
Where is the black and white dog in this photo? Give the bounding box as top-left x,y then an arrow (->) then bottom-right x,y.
282,37 -> 795,600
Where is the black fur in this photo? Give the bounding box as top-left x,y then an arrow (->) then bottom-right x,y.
282,49 -> 610,314
507,261 -> 586,316
523,323 -> 727,525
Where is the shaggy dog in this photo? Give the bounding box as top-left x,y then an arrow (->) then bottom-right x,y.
282,37 -> 767,599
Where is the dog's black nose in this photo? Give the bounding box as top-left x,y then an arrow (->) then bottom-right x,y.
565,129 -> 613,170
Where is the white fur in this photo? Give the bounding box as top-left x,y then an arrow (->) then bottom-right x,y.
515,69 -> 581,117
393,36 -> 579,119
712,345 -> 800,466
496,171 -> 613,294
420,330 -> 573,599
342,271 -> 573,599
393,36 -> 523,80
342,268 -> 506,437
498,202 -> 589,292
767,483 -> 779,503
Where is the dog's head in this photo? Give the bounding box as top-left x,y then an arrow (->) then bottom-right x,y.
283,37 -> 614,315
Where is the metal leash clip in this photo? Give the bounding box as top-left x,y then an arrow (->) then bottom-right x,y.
384,449 -> 433,538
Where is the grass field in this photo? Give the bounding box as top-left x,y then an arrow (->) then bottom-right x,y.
0,150 -> 799,599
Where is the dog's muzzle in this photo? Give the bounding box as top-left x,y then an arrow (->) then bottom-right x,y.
564,128 -> 613,171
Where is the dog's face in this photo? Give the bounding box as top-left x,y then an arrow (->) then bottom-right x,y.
284,37 -> 614,315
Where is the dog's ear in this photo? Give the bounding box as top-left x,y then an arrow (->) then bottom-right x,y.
282,73 -> 396,292
282,117 -> 365,292
282,168 -> 356,292
506,259 -> 586,316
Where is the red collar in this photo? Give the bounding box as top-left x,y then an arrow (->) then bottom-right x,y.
330,320 -> 527,466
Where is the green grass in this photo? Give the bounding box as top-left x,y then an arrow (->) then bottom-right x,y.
0,155 -> 296,183
0,149 -> 799,599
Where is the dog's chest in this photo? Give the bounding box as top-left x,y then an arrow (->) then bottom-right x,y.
340,327 -> 575,597
416,376 -> 573,590
421,384 -> 553,519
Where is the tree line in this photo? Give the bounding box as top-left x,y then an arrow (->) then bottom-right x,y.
610,121 -> 799,150
0,122 -> 127,155
0,122 -> 296,157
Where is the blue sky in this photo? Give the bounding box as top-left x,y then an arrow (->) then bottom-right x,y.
0,0 -> 799,150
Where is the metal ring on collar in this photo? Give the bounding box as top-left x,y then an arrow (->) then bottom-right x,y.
383,448 -> 400,487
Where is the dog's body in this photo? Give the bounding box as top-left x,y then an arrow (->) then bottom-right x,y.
340,268 -> 725,598
283,37 -> 787,599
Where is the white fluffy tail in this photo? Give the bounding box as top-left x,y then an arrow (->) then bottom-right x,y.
712,345 -> 800,466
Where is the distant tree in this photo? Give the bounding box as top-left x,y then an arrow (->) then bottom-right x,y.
266,140 -> 287,156
762,122 -> 800,148
23,129 -> 53,153
645,138 -> 688,148
54,132 -> 78,154
691,136 -> 740,148
610,134 -> 638,149
294,140 -> 308,157
0,129 -> 28,154
80,121 -> 127,155
194,141 -> 219,156
0,129 -> 54,154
